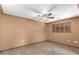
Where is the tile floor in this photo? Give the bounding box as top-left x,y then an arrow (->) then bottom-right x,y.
0,41 -> 79,55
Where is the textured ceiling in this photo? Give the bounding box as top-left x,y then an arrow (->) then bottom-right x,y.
2,4 -> 79,23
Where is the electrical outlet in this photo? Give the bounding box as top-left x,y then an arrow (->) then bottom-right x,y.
19,40 -> 25,43
68,40 -> 70,42
74,41 -> 78,44
22,40 -> 25,42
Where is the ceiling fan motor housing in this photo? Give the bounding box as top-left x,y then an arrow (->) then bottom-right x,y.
42,13 -> 52,17
48,13 -> 52,16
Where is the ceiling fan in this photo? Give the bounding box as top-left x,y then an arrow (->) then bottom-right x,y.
36,13 -> 55,21
28,5 -> 58,21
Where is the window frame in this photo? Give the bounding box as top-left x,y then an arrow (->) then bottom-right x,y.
52,22 -> 71,33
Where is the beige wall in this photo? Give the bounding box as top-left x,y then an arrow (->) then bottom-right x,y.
0,14 -> 46,51
48,17 -> 79,47
0,14 -> 79,51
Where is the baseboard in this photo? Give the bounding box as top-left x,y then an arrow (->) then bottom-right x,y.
48,40 -> 79,48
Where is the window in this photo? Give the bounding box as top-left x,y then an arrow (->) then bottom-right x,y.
52,22 -> 71,33
64,22 -> 71,32
55,24 -> 60,32
60,24 -> 65,32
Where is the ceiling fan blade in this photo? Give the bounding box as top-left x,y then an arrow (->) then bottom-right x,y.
47,5 -> 58,12
32,16 -> 42,20
48,16 -> 55,19
28,8 -> 41,14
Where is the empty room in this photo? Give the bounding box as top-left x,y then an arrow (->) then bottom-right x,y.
0,4 -> 79,55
